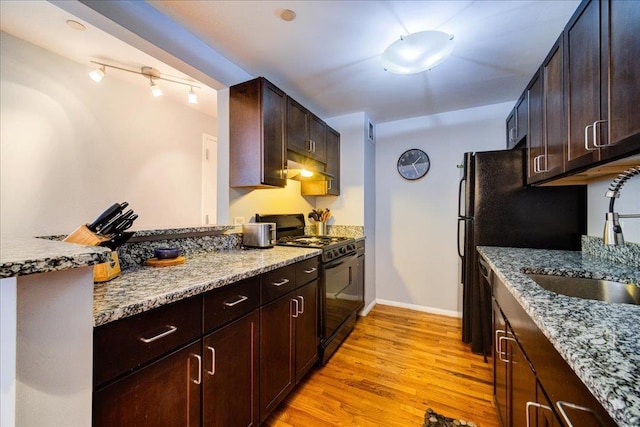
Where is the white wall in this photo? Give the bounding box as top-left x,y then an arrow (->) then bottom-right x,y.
0,32 -> 216,237
587,178 -> 640,243
229,180 -> 315,222
375,102 -> 511,314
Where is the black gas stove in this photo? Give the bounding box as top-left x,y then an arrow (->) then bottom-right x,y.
277,235 -> 356,262
255,213 -> 356,262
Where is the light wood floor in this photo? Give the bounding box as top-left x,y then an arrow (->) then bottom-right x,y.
265,304 -> 499,427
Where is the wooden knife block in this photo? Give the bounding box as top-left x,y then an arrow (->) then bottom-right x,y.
63,225 -> 121,282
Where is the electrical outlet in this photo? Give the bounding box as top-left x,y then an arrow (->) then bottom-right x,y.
234,216 -> 245,225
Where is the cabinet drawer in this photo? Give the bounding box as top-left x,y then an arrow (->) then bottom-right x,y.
203,277 -> 260,333
94,296 -> 201,387
296,257 -> 319,285
262,264 -> 296,303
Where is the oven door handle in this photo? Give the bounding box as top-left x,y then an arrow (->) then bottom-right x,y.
324,253 -> 358,270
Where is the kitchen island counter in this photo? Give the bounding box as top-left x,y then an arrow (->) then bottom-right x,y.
478,246 -> 640,427
94,246 -> 321,327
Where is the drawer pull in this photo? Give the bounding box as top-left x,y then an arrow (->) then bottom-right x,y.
526,401 -> 552,427
223,295 -> 249,307
271,278 -> 290,287
557,401 -> 599,427
206,346 -> 215,376
498,335 -> 516,363
139,325 -> 177,343
303,267 -> 317,274
191,354 -> 202,385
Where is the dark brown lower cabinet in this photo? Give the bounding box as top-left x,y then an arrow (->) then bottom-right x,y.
203,311 -> 259,427
260,279 -> 319,422
93,341 -> 201,427
488,252 -> 617,427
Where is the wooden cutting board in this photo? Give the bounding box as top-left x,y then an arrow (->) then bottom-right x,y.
145,256 -> 186,267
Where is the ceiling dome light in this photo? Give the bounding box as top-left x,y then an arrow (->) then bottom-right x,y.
279,9 -> 296,22
88,65 -> 105,82
382,30 -> 455,74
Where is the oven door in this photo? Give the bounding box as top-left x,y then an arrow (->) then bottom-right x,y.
320,253 -> 361,340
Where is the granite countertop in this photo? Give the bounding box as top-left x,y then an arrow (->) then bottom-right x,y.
93,246 -> 321,327
477,246 -> 640,427
0,237 -> 111,278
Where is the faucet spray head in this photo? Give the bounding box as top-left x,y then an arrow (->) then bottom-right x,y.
603,212 -> 624,246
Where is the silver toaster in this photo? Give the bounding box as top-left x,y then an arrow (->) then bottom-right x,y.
242,223 -> 276,248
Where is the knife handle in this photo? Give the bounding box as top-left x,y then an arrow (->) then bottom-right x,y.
87,203 -> 121,232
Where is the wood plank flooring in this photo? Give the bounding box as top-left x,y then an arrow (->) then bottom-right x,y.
264,304 -> 499,427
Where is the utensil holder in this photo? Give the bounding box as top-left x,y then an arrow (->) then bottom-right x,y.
315,222 -> 327,236
63,225 -> 121,282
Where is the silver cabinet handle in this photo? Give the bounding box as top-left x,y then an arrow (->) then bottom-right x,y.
292,298 -> 299,318
191,354 -> 202,384
298,296 -> 305,314
526,401 -> 552,427
328,180 -> 332,190
557,401 -> 600,427
533,155 -> 540,173
592,119 -> 609,147
498,336 -> 516,363
223,295 -> 248,307
139,325 -> 177,343
303,267 -> 317,274
206,346 -> 215,376
271,278 -> 290,287
495,329 -> 506,357
584,123 -> 596,151
509,127 -> 516,143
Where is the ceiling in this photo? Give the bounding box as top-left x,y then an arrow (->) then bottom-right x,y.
0,1 -> 581,124
0,0 -> 218,118
147,0 -> 581,123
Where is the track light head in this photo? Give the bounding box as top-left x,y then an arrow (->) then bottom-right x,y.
188,87 -> 198,104
88,65 -> 105,82
150,79 -> 163,97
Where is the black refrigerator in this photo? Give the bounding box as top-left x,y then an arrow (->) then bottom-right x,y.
458,149 -> 586,355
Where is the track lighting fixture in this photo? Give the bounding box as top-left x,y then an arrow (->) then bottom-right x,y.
88,65 -> 105,82
88,61 -> 200,103
188,87 -> 198,104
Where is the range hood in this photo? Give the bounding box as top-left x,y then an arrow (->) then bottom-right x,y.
287,159 -> 334,181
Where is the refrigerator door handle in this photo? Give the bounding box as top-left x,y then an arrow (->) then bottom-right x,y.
457,217 -> 466,259
458,176 -> 466,218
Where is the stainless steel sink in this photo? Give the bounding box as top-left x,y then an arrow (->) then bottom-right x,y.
526,274 -> 640,305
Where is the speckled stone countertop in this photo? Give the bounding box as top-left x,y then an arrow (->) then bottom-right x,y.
93,246 -> 321,327
477,246 -> 640,427
0,237 -> 111,278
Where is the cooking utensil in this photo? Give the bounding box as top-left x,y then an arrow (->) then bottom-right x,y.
99,231 -> 134,250
87,202 -> 128,232
112,214 -> 138,233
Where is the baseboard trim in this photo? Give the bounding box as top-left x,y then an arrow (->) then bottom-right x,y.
358,299 -> 377,317
374,299 -> 461,318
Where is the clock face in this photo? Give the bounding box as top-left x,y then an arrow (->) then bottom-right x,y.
397,149 -> 430,180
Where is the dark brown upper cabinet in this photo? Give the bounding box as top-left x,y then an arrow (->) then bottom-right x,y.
230,77 -> 287,188
301,126 -> 340,196
287,97 -> 327,164
506,93 -> 529,149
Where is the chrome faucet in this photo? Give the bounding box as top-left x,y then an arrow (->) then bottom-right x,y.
603,165 -> 640,245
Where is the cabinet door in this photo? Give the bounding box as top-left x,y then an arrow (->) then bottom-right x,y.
516,94 -> 529,144
308,113 -> 327,163
493,298 -> 509,427
260,291 -> 295,421
295,280 -> 319,382
325,127 -> 340,195
565,0 -> 602,171
527,71 -> 545,184
93,341 -> 201,427
287,97 -> 309,156
202,311 -> 259,427
262,80 -> 287,186
508,329 -> 537,427
541,36 -> 565,179
601,0 -> 640,160
535,384 -> 562,427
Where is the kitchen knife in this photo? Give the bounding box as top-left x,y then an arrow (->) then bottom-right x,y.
87,202 -> 128,232
99,209 -> 133,235
99,231 -> 134,250
112,214 -> 138,233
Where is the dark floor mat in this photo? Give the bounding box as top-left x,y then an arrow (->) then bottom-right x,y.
423,408 -> 478,427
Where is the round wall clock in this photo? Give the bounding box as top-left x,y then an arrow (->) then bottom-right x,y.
397,149 -> 430,180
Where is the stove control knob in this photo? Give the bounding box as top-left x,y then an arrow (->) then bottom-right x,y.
347,244 -> 355,252
326,251 -> 333,260
339,246 -> 347,255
